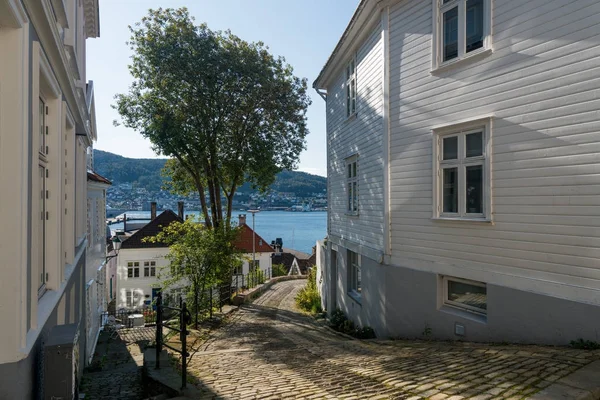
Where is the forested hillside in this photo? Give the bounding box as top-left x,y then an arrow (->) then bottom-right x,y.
93,150 -> 326,196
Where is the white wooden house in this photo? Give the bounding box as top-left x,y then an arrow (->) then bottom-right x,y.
314,0 -> 600,344
115,212 -> 274,309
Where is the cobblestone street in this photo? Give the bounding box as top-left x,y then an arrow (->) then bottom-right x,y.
183,280 -> 600,400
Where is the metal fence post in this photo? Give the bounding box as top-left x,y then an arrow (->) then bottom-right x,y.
155,291 -> 162,370
181,297 -> 187,390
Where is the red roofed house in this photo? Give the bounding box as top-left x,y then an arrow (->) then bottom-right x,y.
114,210 -> 274,309
232,214 -> 275,287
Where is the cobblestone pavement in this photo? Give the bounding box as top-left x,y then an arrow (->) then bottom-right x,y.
80,327 -> 155,400
181,280 -> 600,400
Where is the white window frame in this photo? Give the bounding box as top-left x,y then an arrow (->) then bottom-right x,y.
432,116 -> 492,221
126,290 -> 133,307
346,154 -> 359,216
432,0 -> 492,70
345,56 -> 356,118
442,276 -> 487,315
347,250 -> 361,300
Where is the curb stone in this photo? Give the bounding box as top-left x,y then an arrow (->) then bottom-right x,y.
530,360 -> 600,400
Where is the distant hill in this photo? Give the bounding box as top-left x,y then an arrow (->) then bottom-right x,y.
93,149 -> 326,196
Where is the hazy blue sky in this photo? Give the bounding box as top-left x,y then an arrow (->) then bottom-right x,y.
87,0 -> 357,177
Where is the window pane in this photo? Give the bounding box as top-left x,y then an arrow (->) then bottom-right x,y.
151,267 -> 156,277
353,181 -> 358,211
144,261 -> 149,266
443,168 -> 458,213
127,262 -> 133,267
443,136 -> 458,160
128,268 -> 133,278
466,165 -> 483,214
134,268 -> 139,278
448,280 -> 487,311
466,0 -> 484,53
352,161 -> 357,178
347,164 -> 352,178
348,184 -> 353,211
466,132 -> 483,157
443,7 -> 458,61
144,267 -> 149,277
351,79 -> 356,114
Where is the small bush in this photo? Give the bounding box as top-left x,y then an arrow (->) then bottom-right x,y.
327,308 -> 376,339
329,308 -> 347,330
272,264 -> 288,277
355,326 -> 376,339
295,268 -> 322,314
570,339 -> 600,350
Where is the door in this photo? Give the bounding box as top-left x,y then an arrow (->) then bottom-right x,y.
329,250 -> 337,313
152,288 -> 161,310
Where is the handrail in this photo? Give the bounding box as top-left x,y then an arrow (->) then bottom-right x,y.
155,292 -> 190,390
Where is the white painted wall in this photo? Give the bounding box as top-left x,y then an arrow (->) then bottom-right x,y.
327,21 -> 385,254
115,247 -> 170,310
386,0 -> 600,305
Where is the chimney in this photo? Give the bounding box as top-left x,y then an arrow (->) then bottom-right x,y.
150,202 -> 157,220
123,213 -> 127,232
178,201 -> 184,220
238,214 -> 246,226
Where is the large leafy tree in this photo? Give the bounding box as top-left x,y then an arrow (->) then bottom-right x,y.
115,8 -> 311,228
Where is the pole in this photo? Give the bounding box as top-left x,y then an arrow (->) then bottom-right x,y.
252,211 -> 256,275
181,297 -> 187,390
155,291 -> 162,370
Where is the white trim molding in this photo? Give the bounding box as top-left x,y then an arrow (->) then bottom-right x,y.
0,0 -> 29,28
432,115 -> 493,222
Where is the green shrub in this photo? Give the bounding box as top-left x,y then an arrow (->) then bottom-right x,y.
329,308 -> 347,330
295,268 -> 322,314
354,326 -> 376,339
327,308 -> 376,339
272,264 -> 288,277
570,339 -> 600,350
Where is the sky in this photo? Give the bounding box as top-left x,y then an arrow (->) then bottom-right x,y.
87,0 -> 358,177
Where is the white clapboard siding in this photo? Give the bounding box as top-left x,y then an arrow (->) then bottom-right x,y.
388,0 -> 600,303
327,22 -> 384,252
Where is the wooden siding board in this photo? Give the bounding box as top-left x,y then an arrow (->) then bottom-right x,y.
327,22 -> 385,251
387,0 -> 600,301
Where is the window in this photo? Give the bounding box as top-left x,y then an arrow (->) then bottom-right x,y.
347,250 -> 361,299
249,260 -> 260,272
126,290 -> 133,307
346,155 -> 358,215
346,58 -> 356,117
233,265 -> 243,275
443,276 -> 487,315
127,261 -> 140,278
38,95 -> 48,294
434,0 -> 491,68
434,117 -> 491,220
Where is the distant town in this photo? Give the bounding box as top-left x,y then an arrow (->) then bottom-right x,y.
105,182 -> 327,217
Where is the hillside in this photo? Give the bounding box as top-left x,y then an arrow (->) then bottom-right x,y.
93,150 -> 326,196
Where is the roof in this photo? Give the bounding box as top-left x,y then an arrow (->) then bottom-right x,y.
234,224 -> 275,253
120,210 -> 182,249
313,0 -> 380,90
282,247 -> 311,260
87,170 -> 111,185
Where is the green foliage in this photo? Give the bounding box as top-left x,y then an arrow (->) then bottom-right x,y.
354,326 -> 376,339
327,308 -> 376,339
295,268 -> 322,314
144,217 -> 243,323
329,308 -> 347,331
570,339 -> 600,350
93,150 -> 166,191
272,264 -> 288,277
113,8 -> 311,228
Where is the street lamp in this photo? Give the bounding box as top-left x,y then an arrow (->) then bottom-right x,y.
105,235 -> 122,263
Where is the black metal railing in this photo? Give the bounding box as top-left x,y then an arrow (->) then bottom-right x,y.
231,268 -> 272,292
100,306 -> 157,328
155,292 -> 191,389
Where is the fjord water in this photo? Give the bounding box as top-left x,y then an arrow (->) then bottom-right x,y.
110,210 -> 327,254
